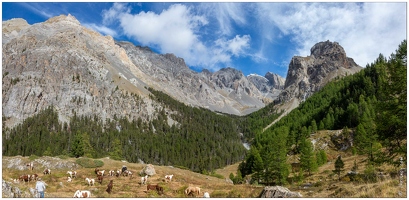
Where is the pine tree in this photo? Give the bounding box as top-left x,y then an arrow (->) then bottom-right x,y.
70,131 -> 84,158
333,155 -> 344,181
376,40 -> 407,165
299,136 -> 318,175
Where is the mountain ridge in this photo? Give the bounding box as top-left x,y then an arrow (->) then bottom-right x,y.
3,14 -> 360,129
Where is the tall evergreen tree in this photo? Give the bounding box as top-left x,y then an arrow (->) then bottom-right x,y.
299,136 -> 318,175
376,40 -> 407,165
333,155 -> 344,181
70,131 -> 84,158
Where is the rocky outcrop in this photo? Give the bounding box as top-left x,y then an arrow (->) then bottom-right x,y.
2,179 -> 28,198
259,186 -> 302,198
140,164 -> 156,176
275,40 -> 362,109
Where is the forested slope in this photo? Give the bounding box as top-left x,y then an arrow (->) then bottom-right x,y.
2,87 -> 247,173
239,40 -> 407,185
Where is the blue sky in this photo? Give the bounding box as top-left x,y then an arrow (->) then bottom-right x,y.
2,2 -> 407,78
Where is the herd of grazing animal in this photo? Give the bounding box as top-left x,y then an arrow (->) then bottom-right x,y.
14,162 -> 211,198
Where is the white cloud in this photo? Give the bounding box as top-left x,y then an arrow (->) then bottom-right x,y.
19,3 -> 54,19
198,3 -> 247,36
215,35 -> 251,57
102,3 -> 254,72
256,2 -> 406,67
83,23 -> 118,37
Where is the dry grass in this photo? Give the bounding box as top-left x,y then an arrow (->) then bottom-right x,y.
3,139 -> 406,199
2,156 -> 264,198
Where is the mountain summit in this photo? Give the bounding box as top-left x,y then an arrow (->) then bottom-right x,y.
275,40 -> 362,112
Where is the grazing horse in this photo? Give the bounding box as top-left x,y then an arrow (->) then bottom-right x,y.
106,180 -> 113,194
73,190 -> 91,198
185,186 -> 201,197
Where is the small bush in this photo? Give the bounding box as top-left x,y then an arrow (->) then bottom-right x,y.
29,155 -> 39,160
57,155 -> 69,160
211,190 -> 228,198
209,173 -> 224,179
76,157 -> 104,168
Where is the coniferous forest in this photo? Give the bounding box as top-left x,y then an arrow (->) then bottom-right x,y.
239,40 -> 406,185
2,40 -> 406,179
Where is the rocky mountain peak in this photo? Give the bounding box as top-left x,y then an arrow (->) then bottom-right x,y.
44,14 -> 80,26
310,40 -> 346,59
265,72 -> 285,90
276,40 -> 362,110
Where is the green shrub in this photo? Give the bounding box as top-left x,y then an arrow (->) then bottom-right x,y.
209,173 -> 224,179
57,155 -> 69,160
75,157 -> 104,168
29,154 -> 39,160
175,165 -> 190,170
211,190 -> 228,198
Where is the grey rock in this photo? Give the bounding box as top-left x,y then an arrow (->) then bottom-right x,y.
275,40 -> 362,112
140,164 -> 156,176
259,186 -> 302,198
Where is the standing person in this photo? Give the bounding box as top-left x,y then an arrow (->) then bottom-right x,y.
35,178 -> 46,198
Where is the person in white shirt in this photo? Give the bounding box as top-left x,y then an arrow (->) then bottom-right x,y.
35,178 -> 46,198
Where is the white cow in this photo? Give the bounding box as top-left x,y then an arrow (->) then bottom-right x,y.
73,190 -> 91,198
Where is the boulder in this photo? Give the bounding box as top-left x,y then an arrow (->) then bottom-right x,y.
140,164 -> 156,176
259,186 -> 302,198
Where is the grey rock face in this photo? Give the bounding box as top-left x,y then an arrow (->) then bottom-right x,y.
2,179 -> 31,198
259,186 -> 302,198
2,15 -> 163,128
265,72 -> 285,90
116,42 -> 268,116
276,40 -> 362,106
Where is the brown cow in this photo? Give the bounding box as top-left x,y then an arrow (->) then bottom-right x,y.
106,180 -> 113,194
94,168 -> 100,175
30,174 -> 38,181
19,175 -> 29,182
97,175 -> 103,184
147,184 -> 163,194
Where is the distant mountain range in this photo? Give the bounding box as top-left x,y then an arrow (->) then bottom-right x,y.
2,14 -> 361,128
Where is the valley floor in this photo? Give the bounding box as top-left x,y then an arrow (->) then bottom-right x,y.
2,155 -> 406,198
